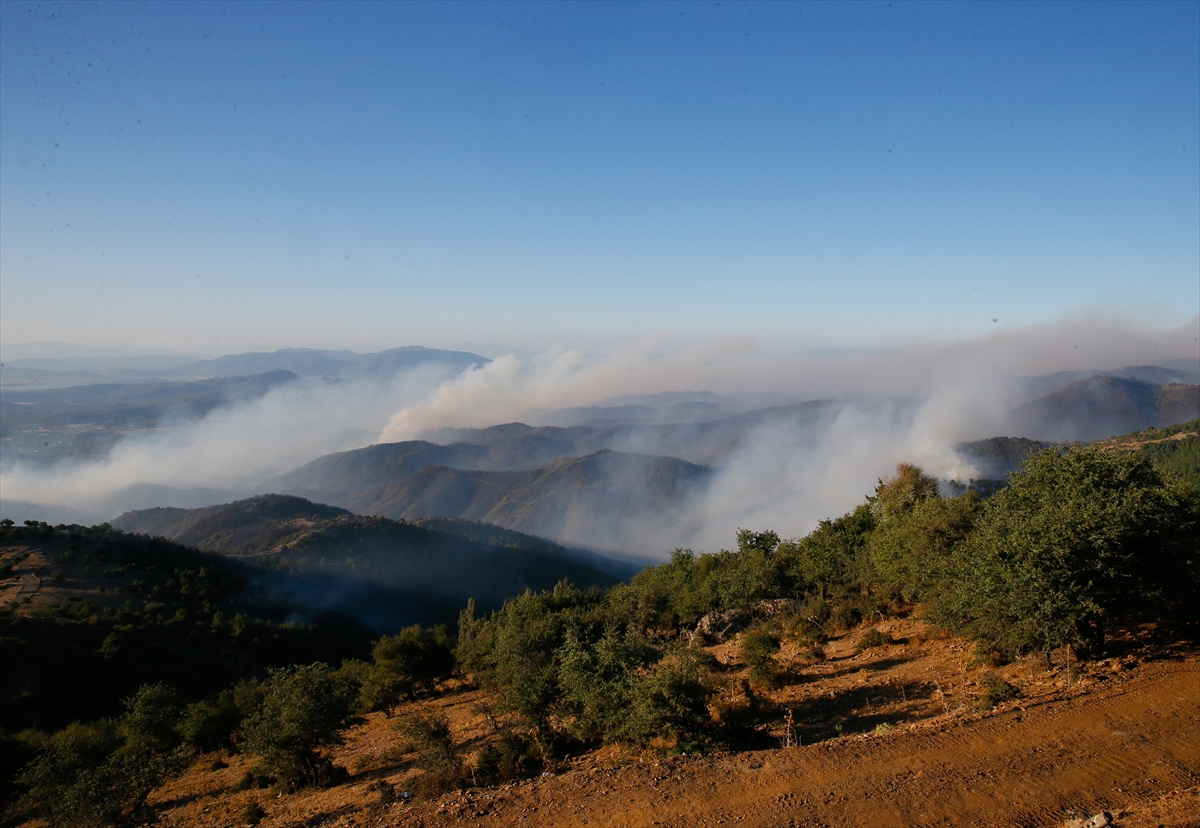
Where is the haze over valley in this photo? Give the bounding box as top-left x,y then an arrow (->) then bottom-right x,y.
3,330 -> 1197,558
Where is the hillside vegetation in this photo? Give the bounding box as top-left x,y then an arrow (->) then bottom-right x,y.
4,441 -> 1196,827
111,495 -> 621,628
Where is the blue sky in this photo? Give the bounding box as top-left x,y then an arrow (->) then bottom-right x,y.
2,0 -> 1197,354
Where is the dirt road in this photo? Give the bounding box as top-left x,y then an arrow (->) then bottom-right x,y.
389,659 -> 1200,828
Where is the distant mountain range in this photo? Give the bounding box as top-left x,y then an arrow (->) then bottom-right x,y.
111,494 -> 624,628
0,371 -> 302,465
1006,375 -> 1198,442
1,345 -> 488,387
1012,363 -> 1197,402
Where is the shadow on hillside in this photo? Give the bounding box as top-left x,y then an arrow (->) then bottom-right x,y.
804,655 -> 915,680
783,680 -> 938,743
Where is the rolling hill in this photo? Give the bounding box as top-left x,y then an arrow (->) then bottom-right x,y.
341,449 -> 712,551
111,495 -> 625,628
1006,375 -> 1199,441
173,345 -> 488,381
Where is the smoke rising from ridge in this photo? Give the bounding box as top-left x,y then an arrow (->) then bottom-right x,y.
1,316 -> 1195,555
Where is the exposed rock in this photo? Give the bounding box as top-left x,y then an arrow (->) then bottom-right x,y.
1063,812 -> 1113,828
692,608 -> 751,643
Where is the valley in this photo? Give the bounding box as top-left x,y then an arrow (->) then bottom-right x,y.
2,354 -> 1199,828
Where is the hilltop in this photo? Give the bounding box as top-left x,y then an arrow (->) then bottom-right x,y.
110,495 -> 623,628
343,450 -> 711,551
1006,375 -> 1198,442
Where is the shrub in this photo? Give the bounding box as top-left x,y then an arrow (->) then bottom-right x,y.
974,673 -> 1021,710
777,504 -> 875,595
930,447 -> 1200,657
868,492 -> 981,602
179,692 -> 242,752
357,664 -> 409,716
457,583 -> 603,733
741,627 -> 781,687
14,707 -> 187,828
396,711 -> 465,798
794,644 -> 826,666
855,628 -> 891,654
473,730 -> 543,785
624,646 -> 718,750
557,625 -> 658,742
372,625 -> 457,701
242,663 -> 360,790
240,801 -> 267,825
117,683 -> 184,757
828,603 -> 862,633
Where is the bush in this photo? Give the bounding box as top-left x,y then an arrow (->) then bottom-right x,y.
974,673 -> 1021,710
179,691 -> 244,752
741,627 -> 781,687
457,583 -> 603,732
240,801 -> 267,825
117,683 -> 183,757
868,493 -> 981,602
396,711 -> 465,798
242,663 -> 360,790
14,705 -> 187,828
855,628 -> 890,654
557,625 -> 658,742
473,730 -> 542,785
624,646 -> 718,750
357,664 -> 409,716
777,504 -> 875,595
372,625 -> 457,702
827,603 -> 862,633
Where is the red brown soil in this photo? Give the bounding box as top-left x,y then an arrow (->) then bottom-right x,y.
143,619 -> 1200,828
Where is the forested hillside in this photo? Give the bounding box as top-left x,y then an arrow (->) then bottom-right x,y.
111,496 -> 622,628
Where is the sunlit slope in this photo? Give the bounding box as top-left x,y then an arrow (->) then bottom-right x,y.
342,449 -> 712,549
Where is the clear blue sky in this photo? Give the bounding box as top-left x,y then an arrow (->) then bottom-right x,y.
2,0 -> 1197,353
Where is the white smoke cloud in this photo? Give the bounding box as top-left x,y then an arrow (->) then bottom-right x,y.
0,364 -> 458,517
1,315 -> 1194,554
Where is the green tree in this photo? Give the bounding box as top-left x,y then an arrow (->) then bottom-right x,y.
776,503 -> 876,595
117,683 -> 183,757
557,625 -> 658,742
741,626 -> 782,687
395,710 -> 464,797
15,685 -> 192,828
868,491 -> 981,602
371,624 -> 456,701
624,645 -> 717,750
871,462 -> 940,522
242,663 -> 360,790
457,582 -> 605,735
931,447 -> 1199,657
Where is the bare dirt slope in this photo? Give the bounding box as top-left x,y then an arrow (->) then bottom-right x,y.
384,659 -> 1200,828
148,652 -> 1200,828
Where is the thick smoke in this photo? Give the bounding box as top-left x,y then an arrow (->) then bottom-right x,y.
0,364 -> 459,519
1,315 -> 1195,556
